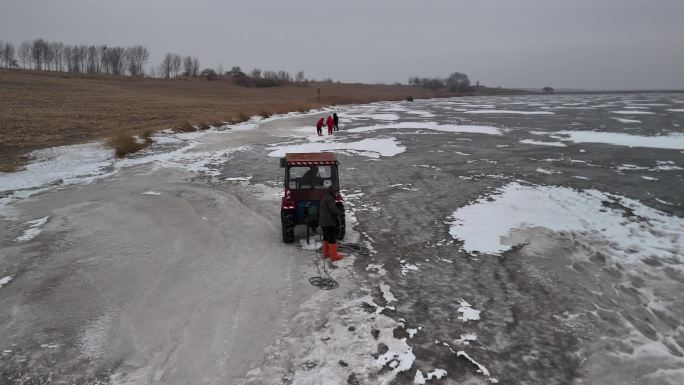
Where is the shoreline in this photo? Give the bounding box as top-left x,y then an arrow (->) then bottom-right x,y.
0,70 -> 524,172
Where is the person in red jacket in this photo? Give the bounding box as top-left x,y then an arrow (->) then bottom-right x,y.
326,115 -> 334,135
316,117 -> 324,136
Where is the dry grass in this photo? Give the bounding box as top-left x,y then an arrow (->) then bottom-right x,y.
0,70 -> 523,170
107,130 -> 148,158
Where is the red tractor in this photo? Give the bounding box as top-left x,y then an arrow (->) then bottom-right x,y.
280,152 -> 346,243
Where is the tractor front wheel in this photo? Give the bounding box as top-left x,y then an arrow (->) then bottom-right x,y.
281,212 -> 295,243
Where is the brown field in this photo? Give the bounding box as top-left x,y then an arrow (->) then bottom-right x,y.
0,70 -> 524,171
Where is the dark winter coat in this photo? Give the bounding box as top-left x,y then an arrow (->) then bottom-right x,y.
319,188 -> 342,227
333,113 -> 339,125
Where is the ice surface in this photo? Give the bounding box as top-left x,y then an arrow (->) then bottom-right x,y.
666,109 -> 684,112
449,182 -> 684,260
267,137 -> 405,158
465,110 -> 554,115
16,216 -> 49,242
519,139 -> 566,147
405,110 -> 436,118
0,275 -> 12,288
558,131 -> 684,150
347,122 -> 501,135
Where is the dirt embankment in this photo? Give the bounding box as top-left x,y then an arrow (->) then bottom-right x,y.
0,70 -> 522,171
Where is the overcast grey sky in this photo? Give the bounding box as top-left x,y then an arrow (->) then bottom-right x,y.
2,0 -> 683,90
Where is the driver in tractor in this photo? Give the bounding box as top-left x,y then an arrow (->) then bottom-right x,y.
301,166 -> 323,188
319,184 -> 344,267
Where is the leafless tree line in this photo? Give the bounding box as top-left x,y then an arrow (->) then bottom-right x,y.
0,41 -> 17,68
153,53 -> 200,78
1,38 -> 150,76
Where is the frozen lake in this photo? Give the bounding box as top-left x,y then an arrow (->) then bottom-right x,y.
1,92 -> 683,384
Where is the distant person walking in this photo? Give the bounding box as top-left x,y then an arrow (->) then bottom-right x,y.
333,113 -> 339,131
316,117 -> 324,136
326,115 -> 334,135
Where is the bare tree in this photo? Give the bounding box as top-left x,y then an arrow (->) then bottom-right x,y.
125,46 -> 148,76
161,53 -> 173,78
50,41 -> 64,71
295,70 -> 305,83
250,68 -> 262,79
263,70 -> 278,79
18,41 -> 31,69
182,56 -> 194,77
191,57 -> 200,77
171,54 -> 182,77
86,45 -> 100,74
31,39 -> 49,70
277,70 -> 291,82
0,42 -> 15,68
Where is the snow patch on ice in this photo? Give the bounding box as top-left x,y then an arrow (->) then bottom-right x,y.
536,167 -> 559,174
140,191 -> 161,196
449,182 -> 684,259
267,137 -> 405,158
457,300 -> 481,321
16,216 -> 49,242
414,368 -> 448,384
0,275 -> 12,288
465,109 -> 554,115
400,260 -> 420,276
347,113 -> 401,121
455,333 -> 478,345
366,263 -> 387,276
520,139 -> 566,147
557,131 -> 684,150
612,110 -> 655,115
612,117 -> 642,124
380,283 -> 397,304
347,122 -> 501,135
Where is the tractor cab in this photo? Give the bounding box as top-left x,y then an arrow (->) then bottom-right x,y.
279,152 -> 345,243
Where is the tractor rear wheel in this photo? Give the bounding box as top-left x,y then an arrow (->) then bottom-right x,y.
337,215 -> 346,241
281,212 -> 295,243
335,203 -> 346,241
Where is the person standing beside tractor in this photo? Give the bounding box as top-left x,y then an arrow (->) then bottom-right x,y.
319,184 -> 344,267
333,113 -> 339,131
326,115 -> 334,135
316,117 -> 324,136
